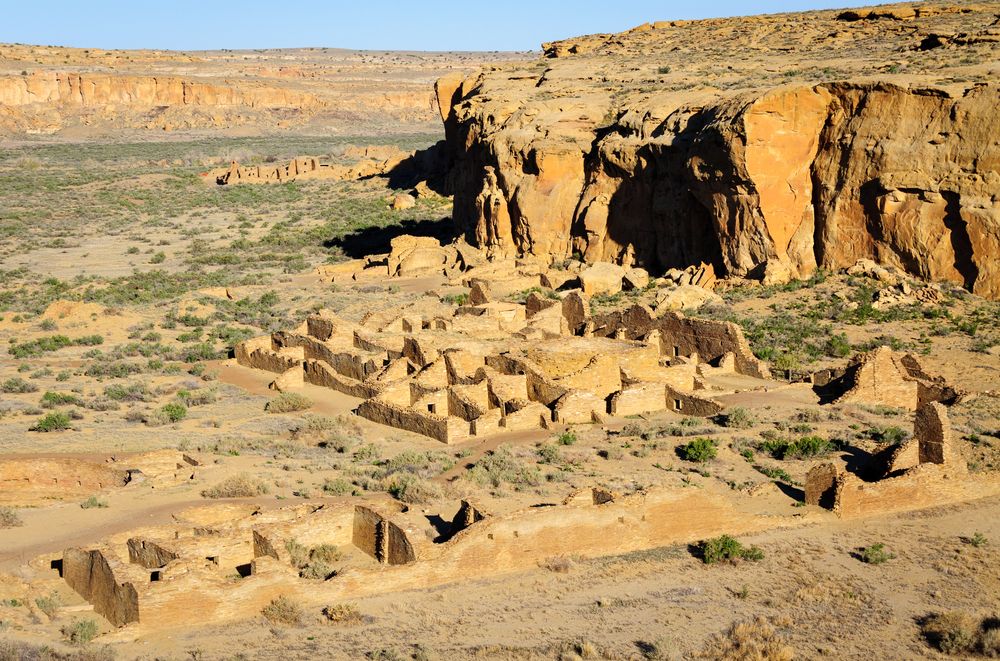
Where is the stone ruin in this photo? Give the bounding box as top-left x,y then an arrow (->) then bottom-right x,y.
55,484 -> 783,629
208,145 -> 413,186
804,402 -> 992,517
813,345 -> 965,409
237,238 -> 774,442
0,450 -> 200,506
56,401 -> 1000,631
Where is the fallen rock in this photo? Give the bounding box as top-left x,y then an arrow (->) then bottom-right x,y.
391,193 -> 417,210
579,262 -> 625,296
654,285 -> 723,311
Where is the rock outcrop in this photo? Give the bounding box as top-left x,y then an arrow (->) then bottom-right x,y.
438,2 -> 1000,298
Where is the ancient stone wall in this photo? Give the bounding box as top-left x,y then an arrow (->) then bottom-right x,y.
62,548 -> 140,627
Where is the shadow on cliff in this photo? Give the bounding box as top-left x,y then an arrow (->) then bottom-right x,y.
367,140 -> 452,195
326,217 -> 456,259
585,112 -> 726,275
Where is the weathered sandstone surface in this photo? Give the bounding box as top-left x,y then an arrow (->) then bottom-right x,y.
438,2 -> 1000,297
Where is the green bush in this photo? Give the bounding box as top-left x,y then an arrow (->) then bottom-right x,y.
266,392 -> 312,413
160,402 -> 187,422
678,437 -> 717,463
859,542 -> 894,565
759,435 -> 833,460
697,535 -> 764,564
31,411 -> 72,432
864,425 -> 909,445
40,391 -> 83,408
557,430 -> 577,445
1,376 -> 38,393
442,293 -> 469,306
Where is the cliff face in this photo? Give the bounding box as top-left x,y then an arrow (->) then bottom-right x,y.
0,47 -> 527,136
439,2 -> 1000,297
0,72 -> 322,108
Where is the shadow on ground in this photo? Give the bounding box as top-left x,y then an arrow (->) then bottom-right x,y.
326,217 -> 456,259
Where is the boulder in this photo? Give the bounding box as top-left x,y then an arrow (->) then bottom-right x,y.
654,285 -> 723,311
390,193 -> 416,210
579,262 -> 625,296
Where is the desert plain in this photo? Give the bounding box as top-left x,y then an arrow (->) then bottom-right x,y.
0,2 -> 999,659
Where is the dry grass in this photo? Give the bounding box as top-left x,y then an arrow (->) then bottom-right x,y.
695,616 -> 794,660
322,603 -> 363,625
265,392 -> 313,413
200,473 -> 270,499
261,595 -> 302,626
540,556 -> 575,573
0,506 -> 23,528
920,611 -> 1000,656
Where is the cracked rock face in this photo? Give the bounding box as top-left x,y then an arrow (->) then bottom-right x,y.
438,2 -> 1000,298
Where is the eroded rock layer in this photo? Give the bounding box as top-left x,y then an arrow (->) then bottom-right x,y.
438,2 -> 1000,297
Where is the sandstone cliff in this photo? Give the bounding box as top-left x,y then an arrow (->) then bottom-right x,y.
438,2 -> 1000,298
0,46 -> 527,136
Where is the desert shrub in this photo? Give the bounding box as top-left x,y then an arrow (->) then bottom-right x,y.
31,411 -> 72,432
352,443 -> 381,464
322,603 -> 362,624
467,446 -> 541,488
322,478 -> 354,496
678,438 -> 717,463
557,430 -> 577,445
619,422 -> 644,437
695,616 -> 793,660
964,532 -> 989,547
80,496 -> 108,509
863,425 -> 909,445
754,464 -> 798,485
920,611 -> 1000,656
1,376 -> 38,393
266,392 -> 312,413
696,535 -> 764,564
310,544 -> 344,564
385,473 -> 441,504
201,473 -> 270,498
159,402 -> 187,422
62,618 -> 99,646
177,388 -> 216,406
103,383 -> 151,402
34,592 -> 61,618
537,443 -> 561,464
0,506 -> 23,528
720,407 -> 754,429
859,542 -> 894,565
442,293 -> 469,306
540,556 -> 574,573
759,435 -> 833,460
40,391 -> 83,408
261,595 -> 302,625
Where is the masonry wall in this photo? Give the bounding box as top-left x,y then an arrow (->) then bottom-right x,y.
63,548 -> 140,627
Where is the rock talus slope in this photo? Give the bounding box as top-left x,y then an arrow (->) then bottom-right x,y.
438,2 -> 1000,297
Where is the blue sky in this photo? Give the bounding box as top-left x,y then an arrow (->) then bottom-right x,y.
0,1 -> 853,52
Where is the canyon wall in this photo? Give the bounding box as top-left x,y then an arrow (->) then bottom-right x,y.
438,3 -> 1000,297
